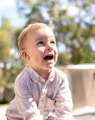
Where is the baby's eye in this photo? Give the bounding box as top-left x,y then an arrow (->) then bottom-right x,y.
51,40 -> 56,45
37,41 -> 44,45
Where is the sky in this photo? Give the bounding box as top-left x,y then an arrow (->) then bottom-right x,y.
0,0 -> 26,27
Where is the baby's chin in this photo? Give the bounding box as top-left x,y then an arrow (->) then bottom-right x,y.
44,63 -> 56,70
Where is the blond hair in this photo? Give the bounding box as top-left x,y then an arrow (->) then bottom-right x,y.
18,22 -> 54,51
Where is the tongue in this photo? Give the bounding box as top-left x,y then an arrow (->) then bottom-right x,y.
44,56 -> 52,60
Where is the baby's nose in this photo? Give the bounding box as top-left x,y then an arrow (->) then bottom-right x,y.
47,44 -> 53,51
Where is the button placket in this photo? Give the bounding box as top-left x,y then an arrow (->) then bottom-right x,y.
38,81 -> 49,116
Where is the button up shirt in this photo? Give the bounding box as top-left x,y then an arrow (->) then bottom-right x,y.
6,64 -> 74,120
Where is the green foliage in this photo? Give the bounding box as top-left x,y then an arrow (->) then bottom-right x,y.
0,86 -> 14,104
0,17 -> 25,103
0,17 -> 12,60
57,52 -> 70,65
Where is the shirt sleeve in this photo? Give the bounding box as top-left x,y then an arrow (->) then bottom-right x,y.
15,79 -> 43,120
55,72 -> 74,120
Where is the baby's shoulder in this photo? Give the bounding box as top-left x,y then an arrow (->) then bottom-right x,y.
53,67 -> 68,86
15,68 -> 29,85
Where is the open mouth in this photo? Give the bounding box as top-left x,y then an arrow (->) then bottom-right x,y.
44,54 -> 53,61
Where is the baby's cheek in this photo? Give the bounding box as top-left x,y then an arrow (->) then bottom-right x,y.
55,50 -> 58,59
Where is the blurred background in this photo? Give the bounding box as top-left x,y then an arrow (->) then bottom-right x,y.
0,0 -> 95,119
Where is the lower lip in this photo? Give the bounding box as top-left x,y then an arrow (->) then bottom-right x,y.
44,59 -> 54,63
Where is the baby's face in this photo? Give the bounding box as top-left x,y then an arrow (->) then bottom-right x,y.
23,27 -> 58,72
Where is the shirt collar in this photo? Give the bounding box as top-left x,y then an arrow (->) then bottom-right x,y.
25,64 -> 55,83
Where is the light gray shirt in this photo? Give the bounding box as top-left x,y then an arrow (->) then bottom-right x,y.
6,64 -> 74,120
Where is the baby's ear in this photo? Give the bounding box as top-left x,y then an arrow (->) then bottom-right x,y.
21,50 -> 30,61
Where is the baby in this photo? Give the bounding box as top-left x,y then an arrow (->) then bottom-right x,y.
6,22 -> 74,120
